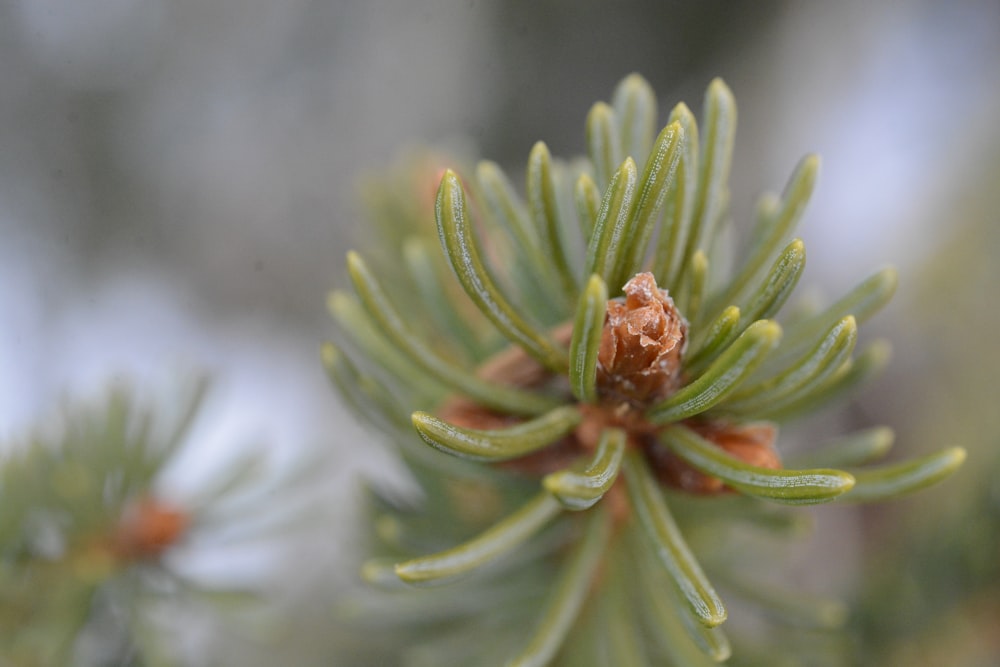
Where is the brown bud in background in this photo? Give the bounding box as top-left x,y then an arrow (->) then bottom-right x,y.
111,496 -> 189,561
597,273 -> 687,406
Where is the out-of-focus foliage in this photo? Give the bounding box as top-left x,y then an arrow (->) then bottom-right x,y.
852,149 -> 1000,666
0,383 -> 271,666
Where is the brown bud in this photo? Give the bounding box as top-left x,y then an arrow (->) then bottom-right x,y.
437,322 -> 574,432
111,496 -> 189,560
437,396 -> 523,431
597,273 -> 687,406
436,323 -> 578,477
647,421 -> 781,495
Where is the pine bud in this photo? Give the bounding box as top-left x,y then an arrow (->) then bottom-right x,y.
112,496 -> 189,560
649,421 -> 781,494
597,273 -> 687,406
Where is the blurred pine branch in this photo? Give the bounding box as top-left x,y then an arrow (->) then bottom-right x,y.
0,382 -> 270,666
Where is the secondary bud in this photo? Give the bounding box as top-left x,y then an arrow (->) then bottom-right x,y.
650,421 -> 782,494
597,272 -> 687,405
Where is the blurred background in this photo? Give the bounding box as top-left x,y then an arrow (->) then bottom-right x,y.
1,0 -> 998,664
